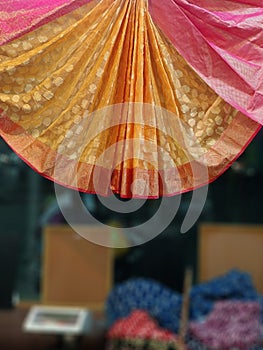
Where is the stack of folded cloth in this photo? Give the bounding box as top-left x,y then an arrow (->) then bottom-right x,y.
189,270 -> 259,321
106,278 -> 182,333
187,301 -> 261,350
107,310 -> 184,350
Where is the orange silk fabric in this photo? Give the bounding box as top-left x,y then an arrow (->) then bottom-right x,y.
0,0 -> 260,197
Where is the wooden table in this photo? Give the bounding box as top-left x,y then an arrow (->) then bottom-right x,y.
0,307 -> 107,350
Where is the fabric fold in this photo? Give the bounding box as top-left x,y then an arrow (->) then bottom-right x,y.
149,0 -> 263,124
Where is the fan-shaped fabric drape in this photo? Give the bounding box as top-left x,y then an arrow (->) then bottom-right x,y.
0,0 -> 262,198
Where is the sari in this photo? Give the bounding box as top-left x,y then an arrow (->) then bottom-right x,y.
0,0 -> 262,198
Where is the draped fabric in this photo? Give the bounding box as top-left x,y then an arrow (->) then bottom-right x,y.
0,0 -> 94,45
150,0 -> 263,124
0,0 -> 261,198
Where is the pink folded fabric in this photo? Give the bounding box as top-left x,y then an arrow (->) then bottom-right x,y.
0,0 -> 91,44
108,310 -> 179,342
150,0 -> 263,124
107,310 -> 183,349
189,300 -> 261,350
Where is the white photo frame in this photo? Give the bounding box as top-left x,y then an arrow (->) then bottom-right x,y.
23,306 -> 92,335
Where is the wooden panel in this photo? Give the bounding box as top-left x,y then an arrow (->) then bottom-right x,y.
198,224 -> 263,293
42,225 -> 113,310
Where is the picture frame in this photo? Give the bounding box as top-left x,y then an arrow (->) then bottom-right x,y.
23,305 -> 92,335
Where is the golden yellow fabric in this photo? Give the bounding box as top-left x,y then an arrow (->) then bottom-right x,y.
0,0 -> 259,197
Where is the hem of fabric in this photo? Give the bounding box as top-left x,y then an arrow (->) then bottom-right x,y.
0,118 -> 260,199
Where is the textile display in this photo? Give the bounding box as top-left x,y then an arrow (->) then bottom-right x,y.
0,1 -> 262,197
189,269 -> 259,320
106,277 -> 182,334
189,301 -> 261,350
106,309 -> 182,350
106,270 -> 263,334
106,271 -> 263,350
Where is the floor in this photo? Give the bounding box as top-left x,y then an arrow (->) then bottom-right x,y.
0,307 -> 107,350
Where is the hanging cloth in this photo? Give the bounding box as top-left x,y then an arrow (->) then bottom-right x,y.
0,0 -> 261,198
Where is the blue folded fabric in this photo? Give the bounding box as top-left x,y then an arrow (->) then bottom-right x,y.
106,277 -> 182,333
257,294 -> 263,324
106,269 -> 262,334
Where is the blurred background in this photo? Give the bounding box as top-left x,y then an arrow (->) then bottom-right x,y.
1,127 -> 263,305
1,128 -> 263,350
